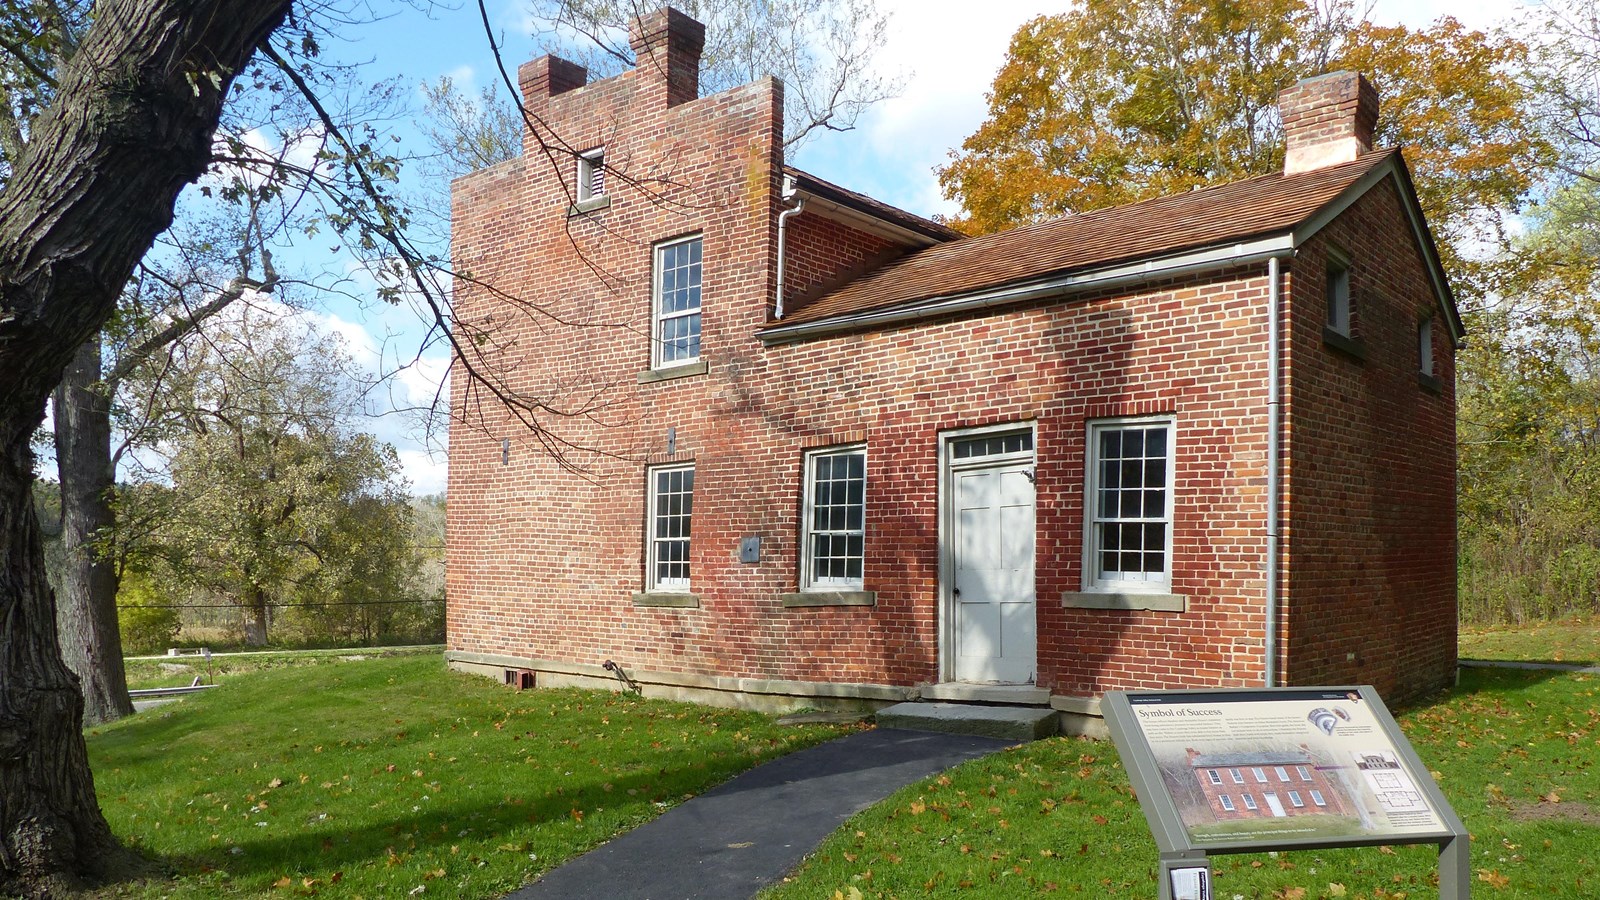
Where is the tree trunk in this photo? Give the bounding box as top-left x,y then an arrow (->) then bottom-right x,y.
243,584 -> 269,647
0,435 -> 131,896
0,0 -> 293,891
54,337 -> 135,726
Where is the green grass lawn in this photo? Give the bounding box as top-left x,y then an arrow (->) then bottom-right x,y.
88,655 -> 852,898
123,645 -> 444,691
1459,616 -> 1600,666
766,667 -> 1600,899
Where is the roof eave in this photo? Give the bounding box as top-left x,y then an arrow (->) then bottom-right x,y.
759,234 -> 1297,346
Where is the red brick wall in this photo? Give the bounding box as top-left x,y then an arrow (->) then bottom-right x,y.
1280,178 -> 1458,702
780,214 -> 904,316
448,56 -> 1456,703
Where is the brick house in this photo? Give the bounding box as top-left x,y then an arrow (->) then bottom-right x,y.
1184,747 -> 1353,822
446,8 -> 1459,730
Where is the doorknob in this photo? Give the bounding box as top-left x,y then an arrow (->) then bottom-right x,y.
953,587 -> 961,597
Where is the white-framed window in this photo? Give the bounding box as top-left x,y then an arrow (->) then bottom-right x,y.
1252,767 -> 1268,783
652,235 -> 702,368
1275,766 -> 1291,783
1297,765 -> 1313,781
1086,417 -> 1173,589
1229,768 -> 1244,784
1310,790 -> 1327,807
1288,791 -> 1305,808
1219,794 -> 1236,812
1207,769 -> 1222,786
1418,315 -> 1435,376
1326,252 -> 1352,336
802,446 -> 866,589
1242,793 -> 1259,811
647,464 -> 694,591
577,148 -> 605,202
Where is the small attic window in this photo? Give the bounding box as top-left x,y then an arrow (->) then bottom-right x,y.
577,148 -> 605,202
1326,255 -> 1351,337
1418,315 -> 1435,376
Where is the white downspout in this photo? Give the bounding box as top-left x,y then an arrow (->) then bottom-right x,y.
1265,255 -> 1282,687
774,174 -> 804,320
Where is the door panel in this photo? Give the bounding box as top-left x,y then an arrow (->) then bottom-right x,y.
951,465 -> 1036,683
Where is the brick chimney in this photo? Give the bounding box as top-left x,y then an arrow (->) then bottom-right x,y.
630,7 -> 705,107
1278,72 -> 1379,175
519,55 -> 588,106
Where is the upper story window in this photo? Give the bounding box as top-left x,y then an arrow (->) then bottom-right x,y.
1085,417 -> 1174,591
653,235 -> 702,368
802,446 -> 866,589
577,148 -> 605,203
1326,253 -> 1352,337
647,464 -> 694,592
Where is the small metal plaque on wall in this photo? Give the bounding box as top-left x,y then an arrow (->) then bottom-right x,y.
739,536 -> 761,563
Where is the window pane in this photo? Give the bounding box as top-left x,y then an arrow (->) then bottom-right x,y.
1100,430 -> 1121,458
1144,459 -> 1166,488
1146,428 -> 1166,457
1124,429 -> 1144,457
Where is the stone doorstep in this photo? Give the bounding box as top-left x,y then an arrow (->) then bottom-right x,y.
919,682 -> 1051,706
875,701 -> 1060,742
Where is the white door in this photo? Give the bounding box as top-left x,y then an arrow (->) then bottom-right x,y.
1264,793 -> 1287,817
951,463 -> 1037,683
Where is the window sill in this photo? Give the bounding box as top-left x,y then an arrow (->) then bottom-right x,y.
1322,327 -> 1367,361
1061,591 -> 1186,612
780,590 -> 876,608
1418,372 -> 1442,394
638,360 -> 707,384
631,592 -> 700,608
567,195 -> 610,217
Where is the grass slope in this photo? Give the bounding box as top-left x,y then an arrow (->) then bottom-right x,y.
1459,616 -> 1600,666
89,656 -> 850,898
767,667 -> 1600,899
122,646 -> 443,691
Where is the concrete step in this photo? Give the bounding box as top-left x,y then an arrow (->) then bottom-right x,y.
875,701 -> 1059,742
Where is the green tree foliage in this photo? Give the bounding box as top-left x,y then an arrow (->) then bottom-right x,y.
119,310 -> 422,646
1451,1 -> 1600,624
113,569 -> 180,655
1457,179 -> 1600,623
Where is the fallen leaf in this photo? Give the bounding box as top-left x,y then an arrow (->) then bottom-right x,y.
1329,883 -> 1347,896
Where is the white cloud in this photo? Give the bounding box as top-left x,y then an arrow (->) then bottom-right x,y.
398,447 -> 449,496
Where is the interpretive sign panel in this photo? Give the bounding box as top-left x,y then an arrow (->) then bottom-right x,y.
1104,686 -> 1462,851
1104,686 -> 1470,899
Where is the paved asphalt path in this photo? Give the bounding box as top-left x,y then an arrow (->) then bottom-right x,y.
506,728 -> 1015,900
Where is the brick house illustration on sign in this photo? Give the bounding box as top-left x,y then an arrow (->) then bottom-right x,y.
1185,747 -> 1353,821
446,7 -> 1459,732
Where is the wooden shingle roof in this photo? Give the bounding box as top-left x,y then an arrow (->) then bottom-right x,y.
770,150 -> 1402,330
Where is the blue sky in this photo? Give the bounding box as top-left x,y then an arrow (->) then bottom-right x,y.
258,0 -> 1535,495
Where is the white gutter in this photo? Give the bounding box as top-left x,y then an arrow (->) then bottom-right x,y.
760,235 -> 1296,345
774,174 -> 805,320
1265,255 -> 1283,688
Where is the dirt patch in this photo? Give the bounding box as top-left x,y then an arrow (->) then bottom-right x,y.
1509,799 -> 1600,825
